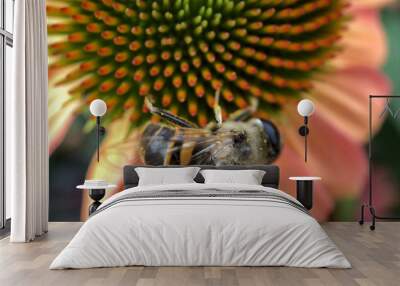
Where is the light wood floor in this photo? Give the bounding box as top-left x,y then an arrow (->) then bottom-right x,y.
0,222 -> 398,286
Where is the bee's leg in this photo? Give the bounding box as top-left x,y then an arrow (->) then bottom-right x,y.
180,141 -> 196,166
145,97 -> 198,128
213,89 -> 223,127
228,98 -> 259,122
205,121 -> 218,131
163,141 -> 175,165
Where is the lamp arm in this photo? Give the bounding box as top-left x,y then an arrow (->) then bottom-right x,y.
298,116 -> 309,162
305,126 -> 308,162
96,117 -> 100,162
305,116 -> 309,162
297,116 -> 310,162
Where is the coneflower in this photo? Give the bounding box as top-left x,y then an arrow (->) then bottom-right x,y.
47,0 -> 347,127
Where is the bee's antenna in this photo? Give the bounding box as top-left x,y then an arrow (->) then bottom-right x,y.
144,96 -> 198,128
214,89 -> 223,127
249,97 -> 259,113
144,97 -> 155,112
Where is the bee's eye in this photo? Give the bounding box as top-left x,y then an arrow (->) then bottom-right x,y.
260,120 -> 281,159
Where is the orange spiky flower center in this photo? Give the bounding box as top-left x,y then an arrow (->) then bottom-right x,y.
48,0 -> 347,127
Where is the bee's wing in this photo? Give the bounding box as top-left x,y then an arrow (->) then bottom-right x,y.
141,127 -> 237,140
141,127 -> 236,165
178,129 -> 236,165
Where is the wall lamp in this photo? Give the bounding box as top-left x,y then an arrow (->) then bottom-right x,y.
297,99 -> 315,162
89,99 -> 107,162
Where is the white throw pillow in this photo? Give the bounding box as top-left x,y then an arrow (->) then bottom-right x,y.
135,167 -> 201,186
200,169 -> 266,185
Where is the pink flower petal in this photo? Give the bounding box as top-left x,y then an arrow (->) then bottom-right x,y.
312,67 -> 391,143
278,107 -> 368,200
48,102 -> 79,154
350,0 -> 394,11
48,79 -> 81,154
332,9 -> 388,69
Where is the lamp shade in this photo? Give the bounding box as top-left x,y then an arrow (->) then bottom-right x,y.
297,99 -> 315,117
89,99 -> 107,117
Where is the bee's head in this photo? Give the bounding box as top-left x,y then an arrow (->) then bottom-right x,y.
211,119 -> 280,165
257,119 -> 281,162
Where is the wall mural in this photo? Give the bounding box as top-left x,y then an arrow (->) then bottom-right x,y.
48,0 -> 400,221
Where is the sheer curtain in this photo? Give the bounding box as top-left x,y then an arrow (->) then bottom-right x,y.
7,0 -> 49,242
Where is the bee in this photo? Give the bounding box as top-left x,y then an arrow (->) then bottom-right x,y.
140,91 -> 281,166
